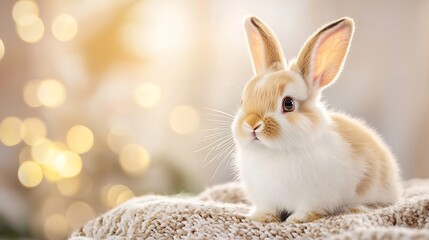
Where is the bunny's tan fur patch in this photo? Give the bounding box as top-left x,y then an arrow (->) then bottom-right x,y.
331,113 -> 393,196
262,117 -> 280,139
243,71 -> 293,115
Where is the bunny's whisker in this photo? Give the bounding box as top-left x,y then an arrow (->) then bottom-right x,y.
203,138 -> 234,168
206,111 -> 235,117
200,135 -> 233,163
206,119 -> 233,124
202,127 -> 230,132
202,131 -> 231,141
195,134 -> 233,153
205,108 -> 235,118
210,142 -> 235,182
224,148 -> 236,170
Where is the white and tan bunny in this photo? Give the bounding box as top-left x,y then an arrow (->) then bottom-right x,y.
232,16 -> 402,224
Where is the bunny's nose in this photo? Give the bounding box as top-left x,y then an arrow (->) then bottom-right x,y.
243,114 -> 264,132
253,123 -> 262,131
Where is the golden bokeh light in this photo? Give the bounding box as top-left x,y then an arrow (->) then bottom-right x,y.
23,80 -> 42,107
44,214 -> 69,240
56,151 -> 82,178
107,126 -> 133,153
66,125 -> 94,154
65,201 -> 95,230
12,0 -> 39,24
169,105 -> 201,135
31,139 -> 83,180
16,15 -> 44,43
0,38 -> 4,61
42,166 -> 62,182
53,141 -> 69,151
106,184 -> 134,207
56,176 -> 81,197
119,144 -> 150,176
37,79 -> 66,108
134,82 -> 162,108
52,14 -> 78,42
21,117 -> 47,145
31,138 -> 54,164
0,117 -> 23,146
43,142 -> 67,169
18,161 -> 43,188
116,189 -> 135,205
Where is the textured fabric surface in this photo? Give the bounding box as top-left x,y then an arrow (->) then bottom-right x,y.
70,179 -> 429,239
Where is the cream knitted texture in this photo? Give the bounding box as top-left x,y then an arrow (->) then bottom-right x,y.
70,179 -> 429,239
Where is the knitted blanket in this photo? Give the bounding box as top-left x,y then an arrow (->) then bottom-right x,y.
70,179 -> 429,239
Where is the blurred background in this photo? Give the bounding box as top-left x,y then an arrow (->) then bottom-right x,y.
0,0 -> 428,239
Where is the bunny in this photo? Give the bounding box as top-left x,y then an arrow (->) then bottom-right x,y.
232,16 -> 402,224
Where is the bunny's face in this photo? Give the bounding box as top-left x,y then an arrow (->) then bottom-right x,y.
233,68 -> 322,150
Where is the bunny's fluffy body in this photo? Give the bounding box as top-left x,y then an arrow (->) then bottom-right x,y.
232,17 -> 401,223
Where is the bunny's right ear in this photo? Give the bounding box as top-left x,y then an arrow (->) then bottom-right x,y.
245,17 -> 286,75
296,18 -> 354,90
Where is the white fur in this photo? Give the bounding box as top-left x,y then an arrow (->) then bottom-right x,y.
255,74 -> 271,90
232,70 -> 401,222
282,70 -> 307,101
235,128 -> 365,215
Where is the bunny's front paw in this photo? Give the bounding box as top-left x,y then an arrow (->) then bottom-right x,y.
347,206 -> 369,214
247,211 -> 280,223
285,211 -> 324,224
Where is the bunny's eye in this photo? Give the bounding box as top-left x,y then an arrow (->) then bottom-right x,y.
282,97 -> 294,112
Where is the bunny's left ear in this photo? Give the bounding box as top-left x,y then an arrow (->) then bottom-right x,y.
296,17 -> 354,89
245,17 -> 286,75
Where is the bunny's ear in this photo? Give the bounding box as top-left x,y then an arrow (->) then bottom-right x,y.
245,17 -> 286,75
296,17 -> 354,89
